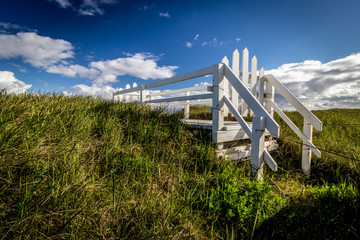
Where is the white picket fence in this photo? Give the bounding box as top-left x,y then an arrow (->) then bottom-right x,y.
113,48 -> 322,180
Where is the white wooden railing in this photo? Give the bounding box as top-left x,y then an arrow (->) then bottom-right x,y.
113,48 -> 322,179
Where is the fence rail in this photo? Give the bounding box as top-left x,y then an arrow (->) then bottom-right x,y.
113,48 -> 322,179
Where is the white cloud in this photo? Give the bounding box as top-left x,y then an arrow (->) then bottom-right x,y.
46,64 -> 100,79
49,0 -> 117,16
0,32 -> 74,68
68,83 -> 117,99
0,22 -> 37,33
51,0 -> 72,8
267,53 -> 360,109
194,34 -> 199,40
89,53 -> 178,84
236,38 -> 241,42
0,71 -> 31,94
185,42 -> 193,48
159,12 -> 171,18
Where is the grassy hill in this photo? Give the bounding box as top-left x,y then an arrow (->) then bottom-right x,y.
0,92 -> 359,239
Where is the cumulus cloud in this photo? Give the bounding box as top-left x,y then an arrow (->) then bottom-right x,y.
89,53 -> 178,84
0,22 -> 37,33
267,53 -> 360,109
0,71 -> 31,94
0,32 -> 74,68
47,53 -> 177,86
68,83 -> 117,99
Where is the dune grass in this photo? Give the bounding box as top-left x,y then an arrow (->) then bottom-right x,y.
0,93 -> 359,239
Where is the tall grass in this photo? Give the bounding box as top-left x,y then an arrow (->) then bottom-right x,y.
0,93 -> 286,239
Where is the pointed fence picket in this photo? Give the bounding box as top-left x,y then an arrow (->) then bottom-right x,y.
112,47 -> 322,179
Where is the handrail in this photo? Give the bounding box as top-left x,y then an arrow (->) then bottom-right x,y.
266,98 -> 321,157
146,93 -> 213,104
264,74 -> 322,131
147,85 -> 212,97
224,64 -> 279,138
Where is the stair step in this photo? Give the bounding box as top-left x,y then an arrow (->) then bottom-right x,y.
216,140 -> 279,161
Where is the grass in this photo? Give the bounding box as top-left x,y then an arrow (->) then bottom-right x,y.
0,92 -> 359,239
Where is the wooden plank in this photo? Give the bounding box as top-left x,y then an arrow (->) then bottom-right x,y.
267,98 -> 321,157
147,85 -> 209,97
264,149 -> 278,171
265,81 -> 274,117
259,68 -> 265,104
232,49 -> 240,113
146,93 -> 212,103
184,91 -> 190,120
222,56 -> 230,116
146,65 -> 214,89
250,56 -> 257,116
216,140 -> 278,161
163,100 -> 212,106
224,65 -> 280,137
216,129 -> 249,143
265,74 -> 322,131
212,63 -> 225,149
241,48 -> 249,115
302,118 -> 313,175
251,116 -> 265,180
224,96 -> 252,137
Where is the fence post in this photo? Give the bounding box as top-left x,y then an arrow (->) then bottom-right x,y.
241,48 -> 249,116
251,116 -> 265,181
221,56 -> 229,117
250,56 -> 257,116
125,84 -> 130,102
265,79 -> 274,117
184,91 -> 190,119
259,68 -> 265,105
140,85 -> 145,103
212,63 -> 225,150
302,118 -> 313,175
232,49 -> 240,115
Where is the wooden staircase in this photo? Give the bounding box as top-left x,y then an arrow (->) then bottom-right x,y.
185,119 -> 279,161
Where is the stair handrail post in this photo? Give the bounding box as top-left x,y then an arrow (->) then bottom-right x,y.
140,85 -> 145,103
212,63 -> 225,150
221,57 -> 230,117
251,116 -> 266,181
302,118 -> 313,175
241,48 -> 249,116
265,80 -> 275,117
184,91 -> 190,120
231,49 -> 240,115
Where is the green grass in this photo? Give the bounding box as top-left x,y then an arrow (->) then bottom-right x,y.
0,93 -> 359,239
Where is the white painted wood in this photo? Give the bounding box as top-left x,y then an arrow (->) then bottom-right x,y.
216,129 -> 249,143
125,84 -> 130,102
259,68 -> 265,104
265,74 -> 322,131
146,93 -> 213,103
132,82 -> 138,102
223,96 -> 252,137
140,85 -> 145,103
266,98 -> 321,157
147,85 -> 210,97
232,49 -> 240,114
302,118 -> 313,175
241,48 -> 249,116
224,65 -> 280,137
250,56 -> 257,116
164,100 -> 212,106
222,56 -> 230,116
212,63 -> 225,149
251,116 -> 265,180
146,65 -> 214,89
264,149 -> 278,171
217,140 -> 278,161
184,91 -> 190,120
113,65 -> 214,96
265,81 -> 274,117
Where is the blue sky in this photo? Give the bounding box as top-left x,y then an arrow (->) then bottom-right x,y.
0,0 -> 359,109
